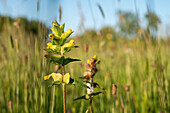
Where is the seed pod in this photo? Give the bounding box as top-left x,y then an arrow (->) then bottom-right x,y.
125,84 -> 130,92
84,43 -> 88,53
107,72 -> 111,78
8,100 -> 13,110
25,82 -> 29,90
112,84 -> 117,95
25,55 -> 28,64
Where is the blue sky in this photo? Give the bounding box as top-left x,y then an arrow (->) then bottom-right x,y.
0,0 -> 170,36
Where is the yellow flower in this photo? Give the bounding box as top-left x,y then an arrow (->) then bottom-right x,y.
69,39 -> 75,46
47,42 -> 57,50
63,39 -> 75,48
87,59 -> 90,64
67,28 -> 72,33
49,33 -> 55,40
93,55 -> 97,61
47,42 -> 53,49
44,75 -> 51,80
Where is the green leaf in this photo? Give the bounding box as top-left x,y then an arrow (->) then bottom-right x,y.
61,30 -> 73,45
44,49 -> 51,53
53,38 -> 62,46
51,56 -> 80,66
73,94 -> 90,101
60,23 -> 65,33
91,91 -> 104,96
50,25 -> 61,37
73,92 -> 104,101
44,46 -> 61,54
63,57 -> 80,65
70,78 -> 90,89
63,46 -> 79,53
48,81 -> 62,87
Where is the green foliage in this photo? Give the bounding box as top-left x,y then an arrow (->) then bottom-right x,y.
145,11 -> 160,32
49,56 -> 80,66
73,92 -> 103,101
117,11 -> 139,37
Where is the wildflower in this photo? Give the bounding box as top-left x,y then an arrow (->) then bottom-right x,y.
67,28 -> 72,33
61,28 -> 73,41
44,75 -> 51,80
87,83 -> 94,94
93,55 -> 97,61
46,42 -> 57,50
87,59 -> 90,64
62,39 -> 75,48
49,33 -> 55,40
47,42 -> 53,49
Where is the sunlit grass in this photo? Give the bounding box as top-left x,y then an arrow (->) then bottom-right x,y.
0,20 -> 170,113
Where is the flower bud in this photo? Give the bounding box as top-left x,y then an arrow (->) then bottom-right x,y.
84,43 -> 88,53
93,55 -> 97,61
112,84 -> 117,95
44,75 -> 51,80
8,100 -> 13,110
125,84 -> 130,92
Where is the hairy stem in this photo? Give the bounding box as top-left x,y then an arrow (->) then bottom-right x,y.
90,97 -> 93,113
61,47 -> 66,113
90,78 -> 93,113
62,65 -> 66,113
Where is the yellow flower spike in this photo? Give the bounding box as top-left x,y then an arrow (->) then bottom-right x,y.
49,33 -> 55,40
47,42 -> 53,49
51,73 -> 62,82
44,75 -> 51,80
93,55 -> 97,61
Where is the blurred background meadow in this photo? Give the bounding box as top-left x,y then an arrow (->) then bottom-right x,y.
0,0 -> 170,113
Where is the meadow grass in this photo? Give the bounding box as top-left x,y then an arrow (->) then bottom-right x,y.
0,21 -> 170,113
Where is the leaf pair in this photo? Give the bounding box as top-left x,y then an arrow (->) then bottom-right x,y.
73,92 -> 104,101
49,56 -> 80,66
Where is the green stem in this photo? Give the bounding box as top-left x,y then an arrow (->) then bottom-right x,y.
61,47 -> 66,113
